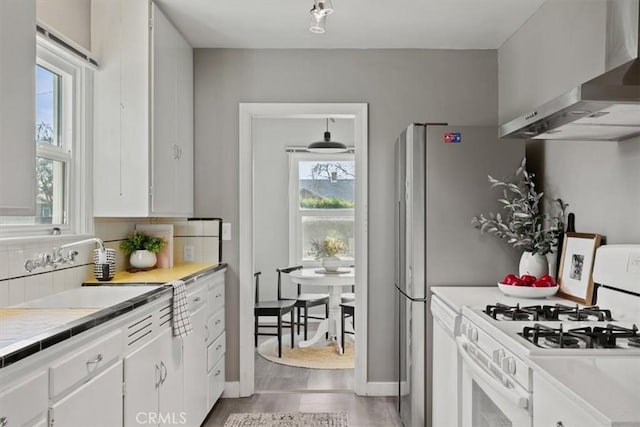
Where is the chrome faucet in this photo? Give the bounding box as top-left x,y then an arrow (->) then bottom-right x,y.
24,237 -> 106,272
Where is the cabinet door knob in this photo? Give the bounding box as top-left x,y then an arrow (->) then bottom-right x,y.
556,422 -> 564,427
193,296 -> 201,303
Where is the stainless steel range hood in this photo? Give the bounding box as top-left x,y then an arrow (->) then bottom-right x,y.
499,0 -> 640,141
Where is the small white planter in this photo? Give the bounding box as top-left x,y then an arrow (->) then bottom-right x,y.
321,256 -> 342,272
518,251 -> 548,277
130,250 -> 157,269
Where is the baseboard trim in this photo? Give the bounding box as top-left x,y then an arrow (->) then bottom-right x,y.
365,382 -> 397,396
223,381 -> 240,398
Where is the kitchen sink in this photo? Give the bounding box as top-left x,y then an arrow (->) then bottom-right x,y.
13,285 -> 163,309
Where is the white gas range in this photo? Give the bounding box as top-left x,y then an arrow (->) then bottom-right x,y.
454,245 -> 640,427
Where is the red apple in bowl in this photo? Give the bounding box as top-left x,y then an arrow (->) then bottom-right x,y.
533,277 -> 554,287
520,275 -> 537,286
501,274 -> 519,285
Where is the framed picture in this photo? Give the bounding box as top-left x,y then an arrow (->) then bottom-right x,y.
557,232 -> 603,305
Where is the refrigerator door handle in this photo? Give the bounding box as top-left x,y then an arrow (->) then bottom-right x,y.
395,283 -> 428,302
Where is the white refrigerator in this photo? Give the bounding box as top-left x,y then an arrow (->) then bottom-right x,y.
394,124 -> 524,427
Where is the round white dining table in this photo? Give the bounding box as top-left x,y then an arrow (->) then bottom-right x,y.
288,267 -> 355,354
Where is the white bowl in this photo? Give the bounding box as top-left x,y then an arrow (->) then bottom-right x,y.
497,282 -> 559,298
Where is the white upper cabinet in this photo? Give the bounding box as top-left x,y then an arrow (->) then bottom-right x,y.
0,0 -> 36,215
92,0 -> 193,217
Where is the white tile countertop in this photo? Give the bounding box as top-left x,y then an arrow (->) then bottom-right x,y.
530,356 -> 640,426
430,285 -> 571,312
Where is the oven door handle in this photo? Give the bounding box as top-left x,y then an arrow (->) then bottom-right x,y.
456,337 -> 529,409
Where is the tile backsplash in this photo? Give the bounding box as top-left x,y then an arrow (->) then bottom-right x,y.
0,218 -> 221,307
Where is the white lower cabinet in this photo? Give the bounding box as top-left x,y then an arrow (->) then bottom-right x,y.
0,370 -> 48,427
49,361 -> 123,427
533,372 -> 601,427
124,327 -> 184,427
208,358 -> 225,408
183,304 -> 208,427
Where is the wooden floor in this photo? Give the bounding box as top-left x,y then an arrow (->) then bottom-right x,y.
254,337 -> 355,392
202,325 -> 400,426
202,392 -> 402,427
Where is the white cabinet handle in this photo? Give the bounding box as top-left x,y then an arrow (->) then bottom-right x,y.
0,416 -> 8,427
216,344 -> 222,351
160,361 -> 167,384
216,293 -> 222,298
215,319 -> 221,325
86,353 -> 103,365
214,370 -> 221,376
205,324 -> 210,341
193,296 -> 201,303
155,364 -> 161,388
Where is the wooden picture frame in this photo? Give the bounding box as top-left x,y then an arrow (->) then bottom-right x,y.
557,232 -> 602,305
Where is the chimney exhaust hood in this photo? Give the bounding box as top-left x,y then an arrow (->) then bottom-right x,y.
499,0 -> 640,141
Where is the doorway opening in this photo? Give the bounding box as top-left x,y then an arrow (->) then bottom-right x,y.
238,103 -> 368,397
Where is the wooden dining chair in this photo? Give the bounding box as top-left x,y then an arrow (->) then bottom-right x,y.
340,301 -> 355,351
277,266 -> 330,341
254,271 -> 296,357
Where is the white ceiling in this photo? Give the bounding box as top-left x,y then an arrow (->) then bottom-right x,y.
154,0 -> 547,49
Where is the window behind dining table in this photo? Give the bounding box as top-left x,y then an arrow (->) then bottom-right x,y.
288,153 -> 355,266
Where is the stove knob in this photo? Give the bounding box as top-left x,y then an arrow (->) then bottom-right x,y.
470,327 -> 479,342
460,323 -> 468,337
502,357 -> 516,375
492,348 -> 505,365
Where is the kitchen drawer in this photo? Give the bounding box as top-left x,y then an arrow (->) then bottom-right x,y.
207,357 -> 225,407
207,332 -> 225,372
0,370 -> 48,427
207,309 -> 225,342
49,329 -> 123,397
208,280 -> 224,316
188,285 -> 207,312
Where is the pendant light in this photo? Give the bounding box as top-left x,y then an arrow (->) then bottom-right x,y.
309,0 -> 334,34
307,118 -> 348,153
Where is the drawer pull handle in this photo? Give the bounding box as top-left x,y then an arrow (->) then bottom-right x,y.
155,364 -> 161,388
215,320 -> 221,325
193,296 -> 201,302
87,353 -> 104,365
0,416 -> 7,427
215,370 -> 221,376
216,344 -> 222,350
216,293 -> 222,298
160,361 -> 167,384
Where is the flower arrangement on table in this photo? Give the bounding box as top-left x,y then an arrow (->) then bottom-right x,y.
308,236 -> 347,271
120,231 -> 166,269
471,158 -> 568,276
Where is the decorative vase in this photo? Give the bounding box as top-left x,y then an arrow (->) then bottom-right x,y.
519,251 -> 548,277
130,250 -> 157,269
321,256 -> 342,272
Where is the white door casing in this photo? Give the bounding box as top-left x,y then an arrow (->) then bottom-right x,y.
238,103 -> 368,396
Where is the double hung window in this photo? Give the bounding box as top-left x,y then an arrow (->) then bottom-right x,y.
288,153 -> 355,266
0,37 -> 90,236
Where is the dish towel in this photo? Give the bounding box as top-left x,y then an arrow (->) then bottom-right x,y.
170,280 -> 193,337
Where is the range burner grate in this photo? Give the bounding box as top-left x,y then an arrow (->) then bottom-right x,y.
485,303 -> 616,322
520,323 -> 640,349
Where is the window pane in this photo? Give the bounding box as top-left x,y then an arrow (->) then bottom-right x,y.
36,157 -> 66,224
299,161 -> 355,209
36,65 -> 61,147
302,216 -> 354,261
0,159 -> 67,226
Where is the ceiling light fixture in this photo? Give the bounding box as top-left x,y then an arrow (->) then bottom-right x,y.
307,118 -> 348,153
309,0 -> 334,34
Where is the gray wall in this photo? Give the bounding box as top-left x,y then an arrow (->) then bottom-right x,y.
499,0 -> 640,245
253,117 -> 354,301
194,48 -> 499,383
37,0 -> 91,50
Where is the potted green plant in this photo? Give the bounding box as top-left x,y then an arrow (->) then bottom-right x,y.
472,158 -> 568,276
308,236 -> 347,271
120,231 -> 166,269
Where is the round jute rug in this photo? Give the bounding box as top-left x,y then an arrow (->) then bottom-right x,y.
257,334 -> 354,369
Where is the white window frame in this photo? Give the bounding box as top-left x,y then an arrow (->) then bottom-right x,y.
0,36 -> 93,240
288,152 -> 355,267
